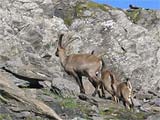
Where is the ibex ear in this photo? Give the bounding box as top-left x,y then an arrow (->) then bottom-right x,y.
58,34 -> 64,48
91,50 -> 95,55
126,78 -> 132,89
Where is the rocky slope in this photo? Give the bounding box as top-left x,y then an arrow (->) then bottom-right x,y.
0,0 -> 160,119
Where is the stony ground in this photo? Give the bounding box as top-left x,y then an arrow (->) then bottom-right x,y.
0,0 -> 160,119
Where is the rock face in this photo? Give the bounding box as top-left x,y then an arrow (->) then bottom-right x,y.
0,0 -> 160,119
1,0 -> 160,92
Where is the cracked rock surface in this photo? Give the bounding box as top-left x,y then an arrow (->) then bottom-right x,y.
0,0 -> 160,119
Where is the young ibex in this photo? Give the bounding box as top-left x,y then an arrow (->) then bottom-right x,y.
115,78 -> 134,110
100,70 -> 134,110
100,70 -> 117,99
55,34 -> 104,96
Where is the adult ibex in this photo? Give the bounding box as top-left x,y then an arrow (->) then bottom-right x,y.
55,34 -> 104,96
100,70 -> 134,110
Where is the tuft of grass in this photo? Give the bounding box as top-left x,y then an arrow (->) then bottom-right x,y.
63,1 -> 110,25
0,114 -> 12,120
64,17 -> 73,26
0,95 -> 8,104
63,8 -> 75,26
99,105 -> 147,120
126,9 -> 141,23
41,89 -> 62,100
75,1 -> 109,17
60,97 -> 77,109
86,2 -> 108,11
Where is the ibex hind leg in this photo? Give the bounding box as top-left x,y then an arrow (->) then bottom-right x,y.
98,82 -> 106,98
129,97 -> 134,111
89,76 -> 101,97
124,99 -> 132,110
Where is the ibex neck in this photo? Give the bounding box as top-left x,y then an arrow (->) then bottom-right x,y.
59,52 -> 67,67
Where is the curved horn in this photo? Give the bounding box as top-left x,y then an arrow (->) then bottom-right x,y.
58,34 -> 64,47
63,36 -> 76,47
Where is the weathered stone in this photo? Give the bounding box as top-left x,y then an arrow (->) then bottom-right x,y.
132,98 -> 142,107
146,114 -> 160,120
150,98 -> 160,107
51,77 -> 80,96
0,0 -> 160,119
0,72 -> 62,120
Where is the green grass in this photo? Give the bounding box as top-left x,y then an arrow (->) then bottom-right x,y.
0,95 -> 8,104
75,1 -> 109,17
86,2 -> 108,12
63,1 -> 110,25
60,97 -> 78,109
126,9 -> 141,23
99,105 -> 147,120
64,17 -> 73,26
41,89 -> 62,100
42,89 -> 78,109
0,114 -> 12,120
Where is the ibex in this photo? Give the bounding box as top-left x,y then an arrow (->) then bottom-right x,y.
55,34 -> 104,96
100,69 -> 134,110
100,70 -> 117,99
115,78 -> 134,110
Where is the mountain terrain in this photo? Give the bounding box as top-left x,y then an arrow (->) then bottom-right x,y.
0,0 -> 160,119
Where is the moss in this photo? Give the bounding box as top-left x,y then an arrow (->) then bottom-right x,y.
99,105 -> 148,120
25,117 -> 44,120
63,1 -> 109,25
0,95 -> 8,104
44,43 -> 51,49
86,2 -> 108,11
75,1 -> 109,17
126,9 -> 141,23
60,97 -> 78,109
63,8 -> 75,26
41,89 -> 62,100
0,114 -> 12,120
64,17 -> 73,26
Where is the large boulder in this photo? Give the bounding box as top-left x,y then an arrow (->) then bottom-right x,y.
0,71 -> 62,120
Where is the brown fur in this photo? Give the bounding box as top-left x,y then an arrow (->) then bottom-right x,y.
99,70 -> 119,100
100,69 -> 134,109
55,34 -> 103,96
116,80 -> 134,110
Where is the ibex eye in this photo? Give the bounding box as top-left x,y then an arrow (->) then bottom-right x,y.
96,72 -> 99,76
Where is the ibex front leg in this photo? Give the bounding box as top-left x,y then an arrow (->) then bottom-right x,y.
72,72 -> 85,94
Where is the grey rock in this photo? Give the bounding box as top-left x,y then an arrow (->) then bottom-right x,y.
132,98 -> 142,107
14,111 -> 33,119
0,0 -> 160,119
83,10 -> 92,17
51,77 -> 80,96
146,114 -> 160,120
72,117 -> 86,120
92,116 -> 104,120
150,98 -> 160,107
0,71 -> 62,120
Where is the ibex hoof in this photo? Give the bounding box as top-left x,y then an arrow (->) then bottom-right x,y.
92,93 -> 96,97
80,90 -> 85,94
